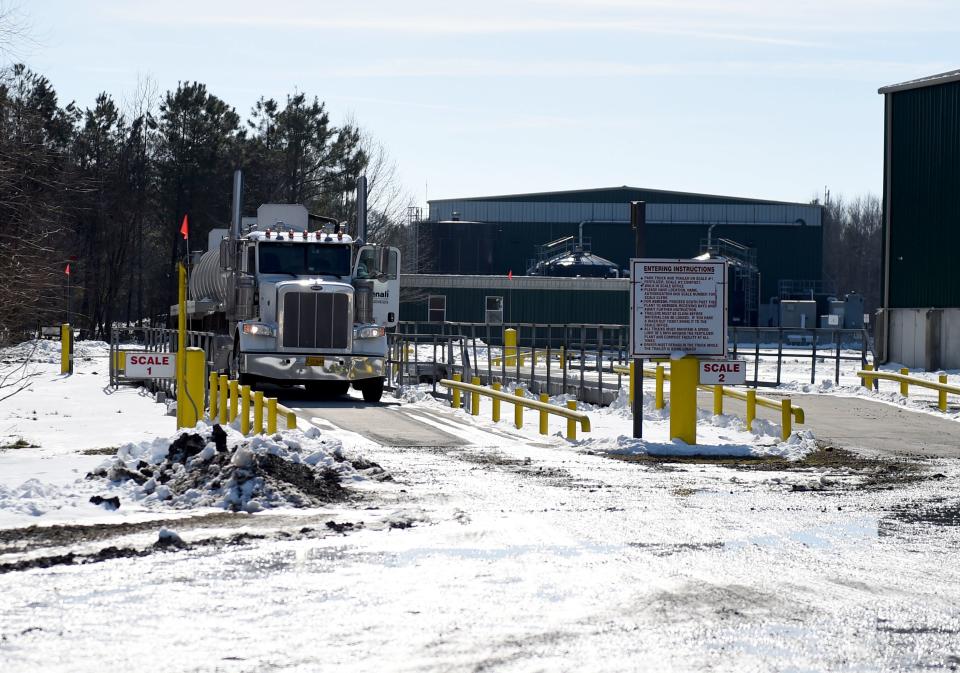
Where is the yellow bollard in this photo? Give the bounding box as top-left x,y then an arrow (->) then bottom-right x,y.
746,389 -> 756,431
566,400 -> 577,440
179,347 -> 206,429
451,373 -> 462,409
669,357 -> 698,444
208,372 -> 219,421
539,393 -> 549,434
655,365 -> 665,410
492,382 -> 502,422
229,380 -> 239,421
781,399 -> 792,440
240,385 -> 251,435
60,323 -> 72,375
253,391 -> 264,434
471,376 -> 481,416
504,328 -> 517,367
514,388 -> 524,429
628,361 -> 635,405
713,384 -> 723,416
519,349 -> 526,368
559,346 -> 565,370
267,397 -> 277,434
218,374 -> 228,425
285,409 -> 297,430
939,374 -> 948,412
861,363 -> 874,389
900,368 -> 909,397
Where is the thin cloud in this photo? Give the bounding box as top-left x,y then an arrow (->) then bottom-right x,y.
107,9 -> 822,47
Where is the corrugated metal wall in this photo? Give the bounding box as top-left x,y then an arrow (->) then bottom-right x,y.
887,80 -> 960,308
428,200 -> 821,227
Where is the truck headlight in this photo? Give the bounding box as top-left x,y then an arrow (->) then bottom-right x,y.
242,322 -> 276,337
354,325 -> 385,339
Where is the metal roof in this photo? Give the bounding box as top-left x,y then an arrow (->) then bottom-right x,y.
879,68 -> 960,95
427,201 -> 821,227
430,185 -> 811,207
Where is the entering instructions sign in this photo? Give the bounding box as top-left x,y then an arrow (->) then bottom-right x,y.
630,258 -> 727,358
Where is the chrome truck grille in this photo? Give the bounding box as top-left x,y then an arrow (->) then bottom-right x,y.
281,292 -> 351,350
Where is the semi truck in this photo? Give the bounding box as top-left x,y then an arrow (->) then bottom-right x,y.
176,172 -> 399,402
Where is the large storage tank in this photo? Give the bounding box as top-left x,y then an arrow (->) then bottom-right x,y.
189,249 -> 228,304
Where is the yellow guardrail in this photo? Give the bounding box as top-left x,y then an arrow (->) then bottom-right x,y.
612,362 -> 804,441
209,373 -> 298,434
441,375 -> 590,440
859,365 -> 959,412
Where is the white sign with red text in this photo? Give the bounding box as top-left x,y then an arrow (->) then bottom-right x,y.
699,359 -> 746,385
125,352 -> 176,378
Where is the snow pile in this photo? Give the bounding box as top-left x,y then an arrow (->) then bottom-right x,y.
88,422 -> 390,513
600,428 -> 817,461
0,339 -> 110,364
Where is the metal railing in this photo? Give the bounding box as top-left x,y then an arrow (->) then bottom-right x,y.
390,322 -> 872,409
859,365 -> 960,412
729,327 -> 872,387
109,327 -> 217,402
441,375 -> 591,440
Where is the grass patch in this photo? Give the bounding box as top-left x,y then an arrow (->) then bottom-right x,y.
80,447 -> 118,456
0,438 -> 37,450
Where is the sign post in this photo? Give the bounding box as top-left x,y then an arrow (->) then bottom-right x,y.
629,258 -> 728,444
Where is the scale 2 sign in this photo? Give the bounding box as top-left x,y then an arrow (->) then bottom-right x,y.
699,360 -> 746,385
125,352 -> 176,378
630,258 -> 727,358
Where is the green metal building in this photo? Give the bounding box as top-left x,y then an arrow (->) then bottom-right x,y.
403,186 -> 823,327
878,69 -> 960,369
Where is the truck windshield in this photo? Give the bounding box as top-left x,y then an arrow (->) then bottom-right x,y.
258,242 -> 351,277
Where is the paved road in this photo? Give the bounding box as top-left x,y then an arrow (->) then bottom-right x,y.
275,388 -> 468,448
272,384 -> 959,459
697,389 -> 960,458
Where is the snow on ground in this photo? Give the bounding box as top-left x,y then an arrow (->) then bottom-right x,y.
0,341 -> 383,528
2,340 -> 960,671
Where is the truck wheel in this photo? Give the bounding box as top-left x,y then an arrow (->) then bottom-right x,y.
361,377 -> 384,403
230,344 -> 253,387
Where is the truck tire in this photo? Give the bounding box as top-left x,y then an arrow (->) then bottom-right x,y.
230,342 -> 254,387
361,377 -> 384,403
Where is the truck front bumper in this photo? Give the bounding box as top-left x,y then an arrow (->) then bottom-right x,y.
241,353 -> 384,382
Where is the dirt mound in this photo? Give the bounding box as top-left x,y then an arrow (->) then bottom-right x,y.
88,423 -> 388,513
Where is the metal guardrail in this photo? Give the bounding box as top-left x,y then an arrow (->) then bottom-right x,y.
613,363 -> 805,440
441,376 -> 591,440
859,365 -> 960,412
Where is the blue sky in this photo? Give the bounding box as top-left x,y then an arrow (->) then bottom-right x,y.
15,0 -> 959,207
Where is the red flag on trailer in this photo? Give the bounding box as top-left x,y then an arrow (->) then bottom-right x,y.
507,269 -> 513,280
180,214 -> 189,240
64,263 -> 70,276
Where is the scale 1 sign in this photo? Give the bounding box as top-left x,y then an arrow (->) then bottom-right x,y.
630,258 -> 727,357
125,352 -> 176,378
699,360 -> 745,385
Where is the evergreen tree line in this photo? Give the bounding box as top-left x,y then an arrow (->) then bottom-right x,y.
0,64 -> 410,343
